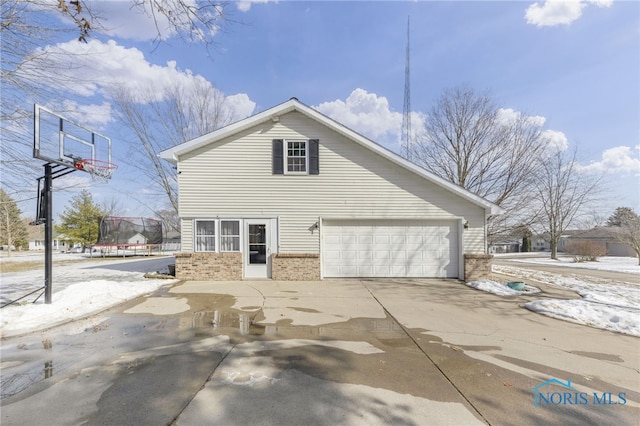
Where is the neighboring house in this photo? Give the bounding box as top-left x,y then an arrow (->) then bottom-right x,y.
561,227 -> 636,257
127,233 -> 148,245
28,228 -> 71,252
489,241 -> 521,254
159,98 -> 503,281
532,237 -> 550,252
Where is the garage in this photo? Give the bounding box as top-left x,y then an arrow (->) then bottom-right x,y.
322,220 -> 460,278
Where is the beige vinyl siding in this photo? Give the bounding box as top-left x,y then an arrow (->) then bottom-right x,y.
178,112 -> 486,254
180,218 -> 193,251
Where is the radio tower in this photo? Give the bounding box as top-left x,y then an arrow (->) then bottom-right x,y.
401,16 -> 411,160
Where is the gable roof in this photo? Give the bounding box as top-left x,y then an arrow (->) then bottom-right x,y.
159,98 -> 504,215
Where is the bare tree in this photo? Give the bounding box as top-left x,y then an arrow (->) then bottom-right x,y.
156,207 -> 181,233
412,86 -> 547,242
50,1 -> 232,45
1,0 -> 234,201
112,79 -> 235,215
606,207 -> 640,264
533,147 -> 603,260
1,1 -> 84,194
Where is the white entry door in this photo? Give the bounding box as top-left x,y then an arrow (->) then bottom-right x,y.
245,220 -> 270,278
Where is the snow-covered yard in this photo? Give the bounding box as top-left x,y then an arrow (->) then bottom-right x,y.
467,255 -> 639,337
0,252 -> 177,337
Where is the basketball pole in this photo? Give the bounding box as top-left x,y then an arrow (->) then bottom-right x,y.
44,164 -> 53,304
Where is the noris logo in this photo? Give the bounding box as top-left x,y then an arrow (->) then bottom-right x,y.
530,378 -> 627,407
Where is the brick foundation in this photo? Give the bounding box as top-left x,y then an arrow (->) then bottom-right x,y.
174,252 -> 242,280
464,253 -> 493,282
271,253 -> 321,281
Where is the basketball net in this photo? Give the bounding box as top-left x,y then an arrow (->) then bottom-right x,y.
74,159 -> 117,183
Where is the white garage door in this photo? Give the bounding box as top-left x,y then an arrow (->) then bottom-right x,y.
323,220 -> 459,278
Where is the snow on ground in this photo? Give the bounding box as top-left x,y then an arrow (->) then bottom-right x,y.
467,256 -> 640,337
0,254 -> 176,338
466,280 -> 540,296
501,254 -> 640,275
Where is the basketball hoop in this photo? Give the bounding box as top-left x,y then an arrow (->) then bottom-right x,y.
74,158 -> 117,183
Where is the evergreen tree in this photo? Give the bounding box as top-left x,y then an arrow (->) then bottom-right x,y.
55,190 -> 104,250
0,189 -> 29,254
606,207 -> 637,227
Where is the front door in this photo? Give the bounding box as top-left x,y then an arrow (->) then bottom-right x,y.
245,220 -> 269,278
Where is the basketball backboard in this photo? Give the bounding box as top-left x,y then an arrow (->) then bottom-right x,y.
33,104 -> 112,171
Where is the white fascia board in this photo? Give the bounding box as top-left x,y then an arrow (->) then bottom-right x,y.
158,99 -> 298,164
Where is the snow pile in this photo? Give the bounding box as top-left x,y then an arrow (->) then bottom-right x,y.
466,280 -> 540,296
524,299 -> 639,337
0,279 -> 173,337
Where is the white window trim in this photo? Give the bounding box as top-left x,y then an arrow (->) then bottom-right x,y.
284,139 -> 309,175
220,219 -> 241,252
194,219 -> 217,252
194,219 -> 242,253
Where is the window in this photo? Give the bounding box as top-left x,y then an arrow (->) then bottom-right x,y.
195,220 -> 216,251
286,140 -> 308,173
220,220 -> 240,251
273,139 -> 319,175
194,219 -> 242,252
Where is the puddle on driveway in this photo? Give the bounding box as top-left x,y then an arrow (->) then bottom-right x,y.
1,290 -> 408,402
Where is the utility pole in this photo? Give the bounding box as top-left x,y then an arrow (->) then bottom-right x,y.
401,15 -> 412,160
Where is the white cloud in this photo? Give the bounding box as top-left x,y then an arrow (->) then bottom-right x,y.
315,89 -> 402,145
226,94 -> 257,122
525,0 -> 612,27
579,145 -> 640,174
26,39 -> 255,123
237,0 -> 275,12
497,108 -> 546,127
541,129 -> 569,152
56,100 -> 113,131
82,0 -> 224,42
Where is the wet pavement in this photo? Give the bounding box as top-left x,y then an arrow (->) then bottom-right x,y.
1,279 -> 638,425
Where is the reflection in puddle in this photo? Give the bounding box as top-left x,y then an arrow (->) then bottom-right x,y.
188,309 -> 407,348
44,361 -> 53,379
191,310 -> 261,336
43,338 -> 53,379
1,340 -> 56,399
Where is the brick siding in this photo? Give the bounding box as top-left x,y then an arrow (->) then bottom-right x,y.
271,253 -> 321,281
174,252 -> 242,280
464,253 -> 493,282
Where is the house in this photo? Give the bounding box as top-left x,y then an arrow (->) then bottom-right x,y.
489,240 -> 521,254
159,98 -> 503,281
28,226 -> 71,252
127,233 -> 148,245
561,227 -> 636,257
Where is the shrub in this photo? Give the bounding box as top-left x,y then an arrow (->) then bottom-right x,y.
565,240 -> 607,262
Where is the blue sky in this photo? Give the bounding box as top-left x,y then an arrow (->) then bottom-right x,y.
10,0 -> 640,222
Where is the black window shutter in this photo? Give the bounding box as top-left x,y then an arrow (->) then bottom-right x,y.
272,139 -> 283,175
309,139 -> 319,175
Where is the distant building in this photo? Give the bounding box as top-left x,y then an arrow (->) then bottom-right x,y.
28,227 -> 72,252
562,227 -> 635,257
489,240 -> 521,254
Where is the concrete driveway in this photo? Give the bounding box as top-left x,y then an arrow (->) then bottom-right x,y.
1,278 -> 638,425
